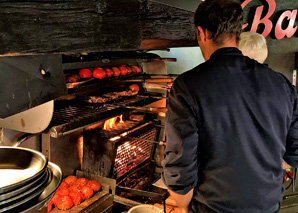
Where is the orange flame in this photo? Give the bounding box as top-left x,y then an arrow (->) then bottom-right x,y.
103,117 -> 118,130
119,115 -> 124,123
103,115 -> 124,130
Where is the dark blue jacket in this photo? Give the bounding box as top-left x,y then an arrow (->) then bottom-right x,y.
162,48 -> 298,213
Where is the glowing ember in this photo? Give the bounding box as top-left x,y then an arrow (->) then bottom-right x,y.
78,136 -> 83,170
110,136 -> 121,141
114,141 -> 146,176
121,132 -> 128,137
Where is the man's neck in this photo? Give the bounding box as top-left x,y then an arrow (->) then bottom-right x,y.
204,40 -> 238,61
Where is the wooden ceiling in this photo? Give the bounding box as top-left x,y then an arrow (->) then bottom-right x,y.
0,0 -> 197,56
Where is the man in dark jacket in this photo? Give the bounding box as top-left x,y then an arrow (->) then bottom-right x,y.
161,0 -> 298,212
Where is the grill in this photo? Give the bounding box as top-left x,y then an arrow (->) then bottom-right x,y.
36,52 -> 170,212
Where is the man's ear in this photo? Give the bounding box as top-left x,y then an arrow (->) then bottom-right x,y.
197,26 -> 207,42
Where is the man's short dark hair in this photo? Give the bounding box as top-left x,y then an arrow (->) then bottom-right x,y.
194,0 -> 244,46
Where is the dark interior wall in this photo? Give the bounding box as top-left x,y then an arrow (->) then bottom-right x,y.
153,0 -> 201,11
156,0 -> 298,82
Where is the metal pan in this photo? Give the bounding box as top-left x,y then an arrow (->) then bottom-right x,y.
12,162 -> 62,213
0,168 -> 47,202
0,147 -> 48,195
0,168 -> 52,212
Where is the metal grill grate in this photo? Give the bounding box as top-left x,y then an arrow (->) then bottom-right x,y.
51,105 -> 108,126
113,127 -> 157,178
48,95 -> 158,137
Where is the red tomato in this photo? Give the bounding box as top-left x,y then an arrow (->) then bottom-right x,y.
69,184 -> 81,192
76,178 -> 88,186
131,65 -> 140,73
87,180 -> 101,192
93,67 -> 106,79
79,68 -> 92,78
69,190 -> 85,205
72,74 -> 80,80
80,186 -> 94,199
66,76 -> 77,83
51,193 -> 61,206
126,66 -> 132,75
129,84 -> 140,93
56,195 -> 74,210
47,200 -> 54,212
65,176 -> 77,186
112,67 -> 121,77
58,182 -> 70,190
119,66 -> 128,76
104,67 -> 114,78
56,188 -> 70,196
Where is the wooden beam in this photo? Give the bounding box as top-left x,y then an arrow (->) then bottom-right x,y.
0,0 -> 196,56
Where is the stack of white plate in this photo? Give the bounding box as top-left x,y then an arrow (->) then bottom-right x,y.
0,146 -> 62,213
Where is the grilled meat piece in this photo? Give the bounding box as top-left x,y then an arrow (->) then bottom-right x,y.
86,96 -> 107,103
129,114 -> 144,121
116,90 -> 133,96
87,90 -> 134,103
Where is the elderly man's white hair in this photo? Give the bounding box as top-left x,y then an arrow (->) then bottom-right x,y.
239,32 -> 268,63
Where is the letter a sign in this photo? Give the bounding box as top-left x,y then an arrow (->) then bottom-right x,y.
242,0 -> 298,39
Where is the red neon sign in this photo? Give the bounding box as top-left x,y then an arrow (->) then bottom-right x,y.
241,0 -> 298,39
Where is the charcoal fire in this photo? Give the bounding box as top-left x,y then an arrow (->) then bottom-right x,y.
112,128 -> 156,179
114,141 -> 146,178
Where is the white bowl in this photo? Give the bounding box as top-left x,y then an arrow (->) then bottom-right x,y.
128,204 -> 162,213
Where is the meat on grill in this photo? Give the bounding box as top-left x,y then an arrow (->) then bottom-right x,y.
86,90 -> 134,103
86,96 -> 107,103
129,114 -> 144,121
103,90 -> 133,98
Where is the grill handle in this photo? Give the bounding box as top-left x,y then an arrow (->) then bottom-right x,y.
117,186 -> 168,200
105,104 -> 167,114
119,135 -> 166,146
115,78 -> 173,83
